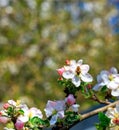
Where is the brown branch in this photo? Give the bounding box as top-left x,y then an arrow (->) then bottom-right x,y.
67,100 -> 119,130
80,100 -> 119,120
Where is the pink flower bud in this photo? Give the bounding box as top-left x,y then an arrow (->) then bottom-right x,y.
3,103 -> 10,109
65,60 -> 70,65
15,120 -> 24,130
0,116 -> 9,124
65,94 -> 76,106
0,112 -> 2,116
57,68 -> 65,76
87,84 -> 92,89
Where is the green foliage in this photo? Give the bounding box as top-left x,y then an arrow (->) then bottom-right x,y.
64,111 -> 80,126
96,112 -> 110,130
58,79 -> 80,96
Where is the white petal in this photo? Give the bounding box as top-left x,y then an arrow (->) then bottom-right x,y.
63,71 -> 74,79
101,74 -> 109,84
50,115 -> 58,125
100,70 -> 109,75
93,84 -> 102,91
18,115 -> 29,123
55,100 -> 66,111
30,107 -> 43,118
70,60 -> 76,66
80,64 -> 89,74
57,111 -> 64,118
110,67 -> 118,74
80,73 -> 93,82
70,104 -> 80,112
8,100 -> 16,106
72,76 -> 81,87
97,74 -> 103,83
107,81 -> 119,89
111,88 -> 119,97
114,76 -> 119,84
44,108 -> 53,117
77,59 -> 83,65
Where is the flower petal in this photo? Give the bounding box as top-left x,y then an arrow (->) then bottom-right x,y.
107,81 -> 119,89
93,84 -> 102,91
70,104 -> 80,112
80,64 -> 89,74
57,111 -> 64,119
77,59 -> 83,65
50,115 -> 58,125
72,76 -> 81,87
63,70 -> 74,79
110,67 -> 118,74
80,73 -> 93,82
111,88 -> 119,97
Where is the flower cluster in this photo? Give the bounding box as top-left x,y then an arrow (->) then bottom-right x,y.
0,94 -> 80,130
106,104 -> 119,129
0,100 -> 44,130
45,94 -> 79,126
93,67 -> 119,96
0,59 -> 119,130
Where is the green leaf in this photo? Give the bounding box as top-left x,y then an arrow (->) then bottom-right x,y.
30,117 -> 49,127
100,86 -> 107,92
18,109 -> 24,115
96,112 -> 110,130
7,107 -> 14,116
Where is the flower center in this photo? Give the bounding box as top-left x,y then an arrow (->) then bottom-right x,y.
113,118 -> 119,125
108,74 -> 113,81
76,66 -> 81,75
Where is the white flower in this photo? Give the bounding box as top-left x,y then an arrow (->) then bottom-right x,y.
70,104 -> 80,112
62,59 -> 93,87
17,107 -> 43,123
93,67 -> 119,96
44,100 -> 66,125
106,104 -> 119,127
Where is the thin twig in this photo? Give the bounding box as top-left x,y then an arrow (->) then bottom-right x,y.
91,94 -> 111,105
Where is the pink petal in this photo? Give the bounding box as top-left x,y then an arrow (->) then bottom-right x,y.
65,94 -> 76,106
57,67 -> 65,76
0,116 -> 9,124
15,120 -> 24,130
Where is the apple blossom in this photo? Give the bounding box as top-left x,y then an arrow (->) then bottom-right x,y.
61,59 -> 93,87
93,67 -> 119,96
106,104 -> 119,128
17,107 -> 43,123
44,100 -> 66,125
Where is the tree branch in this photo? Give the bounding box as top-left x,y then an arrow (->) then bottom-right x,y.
91,94 -> 111,105
68,100 -> 119,130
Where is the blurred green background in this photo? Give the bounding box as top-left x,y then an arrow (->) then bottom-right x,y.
0,0 -> 119,117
